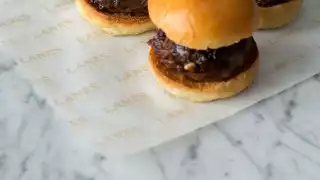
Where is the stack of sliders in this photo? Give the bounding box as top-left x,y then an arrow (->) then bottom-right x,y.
147,0 -> 259,102
256,0 -> 302,29
76,0 -> 155,35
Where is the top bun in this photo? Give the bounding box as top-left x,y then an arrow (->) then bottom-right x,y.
148,0 -> 258,49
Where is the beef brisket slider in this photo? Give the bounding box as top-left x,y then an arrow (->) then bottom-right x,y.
256,0 -> 302,29
75,0 -> 155,35
147,0 -> 259,102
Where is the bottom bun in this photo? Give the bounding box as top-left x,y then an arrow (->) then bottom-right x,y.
76,0 -> 155,36
148,48 -> 259,102
258,0 -> 302,29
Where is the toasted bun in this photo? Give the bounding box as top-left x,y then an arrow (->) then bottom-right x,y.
148,0 -> 258,49
148,48 -> 259,102
76,0 -> 155,36
258,0 -> 302,29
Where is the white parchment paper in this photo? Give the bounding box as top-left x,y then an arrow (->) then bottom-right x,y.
1,0 -> 320,157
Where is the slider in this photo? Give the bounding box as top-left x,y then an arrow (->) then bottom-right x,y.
76,0 -> 155,35
256,0 -> 302,29
147,0 -> 260,102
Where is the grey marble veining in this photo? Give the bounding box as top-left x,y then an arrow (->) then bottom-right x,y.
1,62 -> 320,180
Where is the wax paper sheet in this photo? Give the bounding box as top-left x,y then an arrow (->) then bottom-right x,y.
1,0 -> 320,157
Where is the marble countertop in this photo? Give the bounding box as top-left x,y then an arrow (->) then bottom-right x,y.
1,62 -> 320,180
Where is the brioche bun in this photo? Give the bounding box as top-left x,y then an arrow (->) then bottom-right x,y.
258,0 -> 302,29
148,48 -> 259,102
76,0 -> 155,36
148,0 -> 258,49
